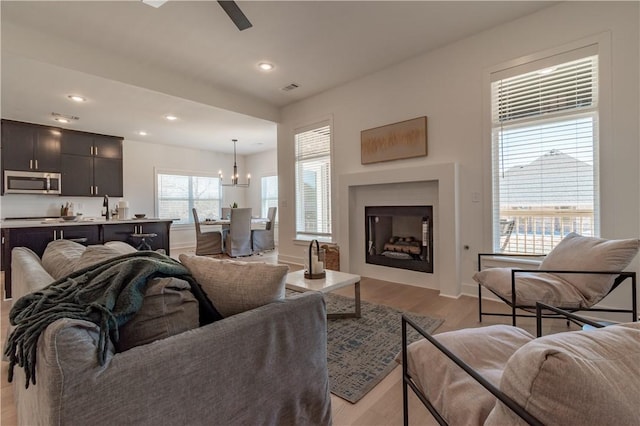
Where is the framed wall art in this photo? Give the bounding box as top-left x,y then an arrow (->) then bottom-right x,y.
361,116 -> 427,164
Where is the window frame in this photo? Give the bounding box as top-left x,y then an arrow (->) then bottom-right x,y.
261,174 -> 278,221
484,37 -> 610,254
293,118 -> 334,242
154,168 -> 222,226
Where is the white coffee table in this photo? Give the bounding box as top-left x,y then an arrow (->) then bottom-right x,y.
286,269 -> 361,319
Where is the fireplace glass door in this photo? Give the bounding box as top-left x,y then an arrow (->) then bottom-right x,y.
365,205 -> 433,273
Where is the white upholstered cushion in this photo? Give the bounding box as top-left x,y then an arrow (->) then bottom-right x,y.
486,322 -> 640,425
539,233 -> 639,305
473,268 -> 587,308
405,325 -> 534,425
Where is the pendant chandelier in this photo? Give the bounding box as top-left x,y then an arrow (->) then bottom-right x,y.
219,139 -> 250,187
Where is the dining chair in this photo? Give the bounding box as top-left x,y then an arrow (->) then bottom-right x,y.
192,208 -> 223,255
225,207 -> 253,257
252,206 -> 277,253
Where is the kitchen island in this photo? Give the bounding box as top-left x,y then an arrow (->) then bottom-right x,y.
1,218 -> 174,299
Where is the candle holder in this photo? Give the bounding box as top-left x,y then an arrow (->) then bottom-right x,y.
304,239 -> 326,279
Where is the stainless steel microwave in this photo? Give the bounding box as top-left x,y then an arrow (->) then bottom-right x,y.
4,170 -> 62,195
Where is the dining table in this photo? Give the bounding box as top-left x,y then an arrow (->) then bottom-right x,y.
200,218 -> 270,230
199,218 -> 270,253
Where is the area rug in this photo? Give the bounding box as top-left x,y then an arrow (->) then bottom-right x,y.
322,292 -> 443,403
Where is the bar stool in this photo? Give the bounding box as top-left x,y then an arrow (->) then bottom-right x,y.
131,232 -> 157,250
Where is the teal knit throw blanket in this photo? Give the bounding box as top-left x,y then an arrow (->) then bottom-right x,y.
4,251 -> 220,388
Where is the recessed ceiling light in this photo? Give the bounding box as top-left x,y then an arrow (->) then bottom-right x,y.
55,118 -> 70,123
138,131 -> 148,136
258,62 -> 274,71
67,95 -> 86,102
165,114 -> 178,121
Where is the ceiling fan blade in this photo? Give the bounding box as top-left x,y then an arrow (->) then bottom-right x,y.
217,1 -> 253,31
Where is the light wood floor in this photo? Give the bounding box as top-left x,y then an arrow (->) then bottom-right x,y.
0,249 -> 576,426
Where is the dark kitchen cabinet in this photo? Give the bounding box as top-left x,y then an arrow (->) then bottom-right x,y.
2,220 -> 173,298
60,155 -> 93,195
61,132 -> 122,159
102,221 -> 170,252
1,224 -> 101,298
1,119 -> 60,172
60,130 -> 123,197
8,225 -> 100,258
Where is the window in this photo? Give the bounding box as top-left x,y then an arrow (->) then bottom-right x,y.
156,172 -> 221,224
491,49 -> 599,254
294,121 -> 332,239
261,175 -> 278,220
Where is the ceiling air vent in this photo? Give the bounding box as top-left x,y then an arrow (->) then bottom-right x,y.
51,112 -> 79,123
281,83 -> 300,92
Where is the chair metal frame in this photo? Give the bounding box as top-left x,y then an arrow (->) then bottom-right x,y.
477,253 -> 638,326
402,302 -> 604,426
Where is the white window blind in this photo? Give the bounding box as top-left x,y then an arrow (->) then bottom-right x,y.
261,175 -> 278,220
491,54 -> 599,254
157,172 -> 221,224
295,122 -> 332,238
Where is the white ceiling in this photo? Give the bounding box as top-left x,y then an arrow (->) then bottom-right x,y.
1,1 -> 554,155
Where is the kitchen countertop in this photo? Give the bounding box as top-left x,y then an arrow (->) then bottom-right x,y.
0,217 -> 174,229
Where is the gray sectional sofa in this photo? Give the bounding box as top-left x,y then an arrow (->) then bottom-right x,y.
8,242 -> 332,426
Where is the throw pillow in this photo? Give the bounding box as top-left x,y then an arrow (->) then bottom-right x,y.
104,241 -> 138,255
116,277 -> 199,352
179,254 -> 289,317
539,233 -> 640,304
73,244 -> 128,272
41,239 -> 87,280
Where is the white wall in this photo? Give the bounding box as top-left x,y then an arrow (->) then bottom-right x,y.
277,2 -> 640,305
245,149 -> 277,217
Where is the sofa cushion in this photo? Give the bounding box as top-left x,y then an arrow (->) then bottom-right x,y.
539,233 -> 640,305
473,268 -> 588,309
41,239 -> 87,280
115,277 -> 199,352
486,322 -> 640,425
179,254 -> 288,317
405,325 -> 534,425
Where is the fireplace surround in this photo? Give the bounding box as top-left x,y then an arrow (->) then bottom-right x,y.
338,163 -> 460,297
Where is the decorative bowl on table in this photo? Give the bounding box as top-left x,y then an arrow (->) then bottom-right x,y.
134,214 -> 146,219
61,216 -> 77,221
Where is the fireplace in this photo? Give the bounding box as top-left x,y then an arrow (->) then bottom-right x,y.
365,205 -> 433,273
